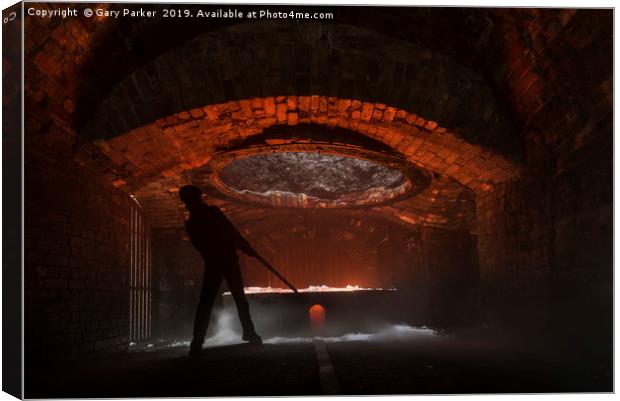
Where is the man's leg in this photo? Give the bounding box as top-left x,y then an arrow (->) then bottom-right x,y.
224,259 -> 261,343
190,267 -> 224,355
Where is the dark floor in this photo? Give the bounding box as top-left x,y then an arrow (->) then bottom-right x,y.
26,333 -> 612,398
27,343 -> 319,398
328,339 -> 612,394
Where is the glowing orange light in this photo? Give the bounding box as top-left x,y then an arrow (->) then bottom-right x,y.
309,304 -> 326,328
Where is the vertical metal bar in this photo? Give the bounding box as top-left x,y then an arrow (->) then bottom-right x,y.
137,211 -> 141,341
142,215 -> 146,340
130,205 -> 134,342
137,205 -> 140,341
128,203 -> 151,342
141,213 -> 144,341
133,205 -> 137,342
146,229 -> 153,337
143,217 -> 147,340
136,206 -> 139,341
129,205 -> 132,342
140,214 -> 146,339
146,232 -> 149,339
131,205 -> 134,342
144,220 -> 148,340
138,210 -> 143,340
145,227 -> 148,339
134,205 -> 138,341
141,210 -> 144,340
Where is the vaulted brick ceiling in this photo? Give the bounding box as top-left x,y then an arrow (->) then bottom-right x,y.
24,5 -> 610,231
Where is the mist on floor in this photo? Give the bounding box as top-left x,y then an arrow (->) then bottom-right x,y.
147,305 -> 442,350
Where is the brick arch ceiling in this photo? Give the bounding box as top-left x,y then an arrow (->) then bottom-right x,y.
23,7 -> 610,231
25,6 -> 550,230
74,95 -> 509,228
67,6 -> 507,133
26,7 -> 606,167
77,95 -> 517,192
78,21 -> 521,161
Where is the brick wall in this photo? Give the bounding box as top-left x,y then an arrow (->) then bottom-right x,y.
25,149 -> 133,363
421,228 -> 479,328
474,9 -> 613,345
21,6 -> 612,354
78,22 -> 519,156
151,228 -> 203,340
476,123 -> 612,338
378,226 -> 479,329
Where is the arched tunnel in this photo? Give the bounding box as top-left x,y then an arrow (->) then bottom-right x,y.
14,4 -> 612,397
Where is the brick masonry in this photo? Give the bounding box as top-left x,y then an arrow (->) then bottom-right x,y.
25,149 -> 133,362
475,9 -> 612,336
72,95 -> 514,230
18,6 -> 612,358
77,22 -> 520,158
149,228 -> 202,340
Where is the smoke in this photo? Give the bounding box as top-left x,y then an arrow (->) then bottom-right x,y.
158,307 -> 442,349
163,309 -> 245,349
203,308 -> 245,347
148,302 -> 445,351
264,324 -> 440,344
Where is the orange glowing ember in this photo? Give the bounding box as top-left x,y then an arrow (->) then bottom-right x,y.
309,304 -> 326,328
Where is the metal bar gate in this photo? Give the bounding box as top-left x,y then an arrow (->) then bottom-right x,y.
129,199 -> 151,343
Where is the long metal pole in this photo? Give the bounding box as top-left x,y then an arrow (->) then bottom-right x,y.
253,254 -> 299,293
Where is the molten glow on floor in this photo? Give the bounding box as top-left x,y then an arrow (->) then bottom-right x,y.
223,285 -> 396,295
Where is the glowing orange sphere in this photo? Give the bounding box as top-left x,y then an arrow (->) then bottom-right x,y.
309,304 -> 326,328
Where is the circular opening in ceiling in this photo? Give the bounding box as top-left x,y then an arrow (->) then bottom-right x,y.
191,143 -> 431,208
219,152 -> 408,204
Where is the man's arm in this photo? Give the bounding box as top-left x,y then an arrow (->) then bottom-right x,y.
214,208 -> 257,256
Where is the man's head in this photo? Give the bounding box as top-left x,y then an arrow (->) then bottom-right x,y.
179,185 -> 204,207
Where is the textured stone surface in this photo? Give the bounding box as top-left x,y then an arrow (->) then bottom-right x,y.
473,8 -> 613,335
77,22 -> 520,159
25,150 -> 133,360
219,152 -> 407,202
71,95 -> 514,228
150,228 -> 202,340
194,142 -> 435,209
18,5 -> 613,364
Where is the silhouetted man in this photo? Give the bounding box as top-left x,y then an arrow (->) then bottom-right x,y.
179,185 -> 262,357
